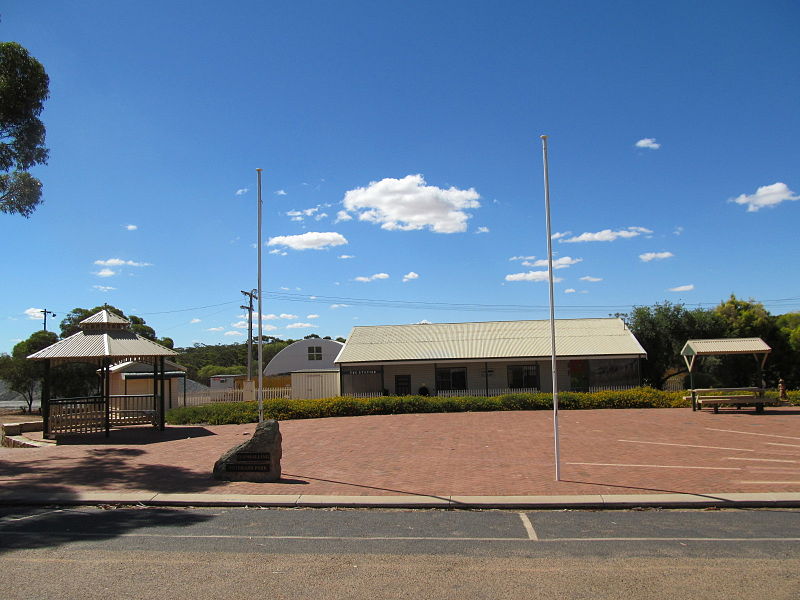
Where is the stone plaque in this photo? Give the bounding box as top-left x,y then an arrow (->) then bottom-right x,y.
213,420 -> 282,482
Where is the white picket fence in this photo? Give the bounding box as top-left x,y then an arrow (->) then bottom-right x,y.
435,387 -> 540,397
181,387 -> 291,407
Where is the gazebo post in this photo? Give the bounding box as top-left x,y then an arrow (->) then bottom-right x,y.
103,358 -> 110,437
159,356 -> 166,431
42,359 -> 51,439
152,358 -> 158,424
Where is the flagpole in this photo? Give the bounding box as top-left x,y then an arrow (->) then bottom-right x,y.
256,168 -> 264,423
541,134 -> 560,481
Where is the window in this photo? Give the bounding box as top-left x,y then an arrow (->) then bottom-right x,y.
507,365 -> 539,389
395,375 -> 411,395
307,346 -> 322,361
436,367 -> 467,391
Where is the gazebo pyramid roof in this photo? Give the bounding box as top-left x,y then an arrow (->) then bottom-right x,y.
27,309 -> 177,365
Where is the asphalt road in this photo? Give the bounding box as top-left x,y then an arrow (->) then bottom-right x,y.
1,506 -> 798,599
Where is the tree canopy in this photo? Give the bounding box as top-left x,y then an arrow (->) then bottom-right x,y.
0,42 -> 49,217
59,304 -> 173,348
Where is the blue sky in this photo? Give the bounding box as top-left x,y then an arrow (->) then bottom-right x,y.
2,0 -> 799,352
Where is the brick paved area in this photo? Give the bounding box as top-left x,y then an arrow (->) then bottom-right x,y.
1,408 -> 798,499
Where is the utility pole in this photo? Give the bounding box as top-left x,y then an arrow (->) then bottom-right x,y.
240,289 -> 257,380
39,309 -> 56,332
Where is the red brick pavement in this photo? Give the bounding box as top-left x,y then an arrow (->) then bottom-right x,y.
1,408 -> 799,498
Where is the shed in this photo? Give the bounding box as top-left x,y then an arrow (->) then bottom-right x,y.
264,338 -> 344,376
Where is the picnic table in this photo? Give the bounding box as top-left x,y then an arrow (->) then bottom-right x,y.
685,387 -> 780,413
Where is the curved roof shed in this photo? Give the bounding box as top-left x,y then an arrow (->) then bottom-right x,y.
264,338 -> 344,375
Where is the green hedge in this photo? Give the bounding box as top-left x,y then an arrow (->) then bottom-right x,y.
166,387 -> 690,425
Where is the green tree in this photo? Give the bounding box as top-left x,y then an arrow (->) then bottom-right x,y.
0,330 -> 57,412
0,42 -> 49,217
626,301 -> 726,389
712,295 -> 791,387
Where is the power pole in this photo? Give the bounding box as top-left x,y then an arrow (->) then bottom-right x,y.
240,289 -> 257,380
39,309 -> 56,332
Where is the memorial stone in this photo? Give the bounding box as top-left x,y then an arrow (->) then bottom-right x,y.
212,419 -> 282,482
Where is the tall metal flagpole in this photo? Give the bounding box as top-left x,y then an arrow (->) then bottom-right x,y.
541,135 -> 560,481
256,169 -> 264,423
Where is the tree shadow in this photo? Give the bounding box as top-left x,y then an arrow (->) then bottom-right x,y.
0,495 -> 213,555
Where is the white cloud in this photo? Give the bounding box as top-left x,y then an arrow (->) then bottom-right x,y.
232,321 -> 249,329
635,138 -> 661,149
564,288 -> 577,294
24,307 -> 43,320
338,254 -> 355,259
94,258 -> 152,267
235,188 -> 249,196
730,182 -> 799,212
207,327 -> 224,331
279,313 -> 299,320
475,226 -> 489,234
551,231 -> 571,240
580,276 -> 603,282
509,255 -> 536,261
335,210 -> 353,223
523,256 -> 583,269
95,268 -> 116,277
505,271 -> 563,282
669,284 -> 695,292
125,224 -> 138,231
402,271 -> 419,282
190,318 -> 201,324
561,227 -> 652,243
268,231 -> 348,251
306,314 -> 320,319
275,189 -> 287,196
416,319 -> 432,324
286,322 -> 317,329
640,251 -> 674,262
93,285 -> 116,292
269,249 -> 288,256
330,304 -> 349,309
341,174 -> 480,233
224,330 -> 244,336
355,273 -> 390,282
673,226 -> 684,236
262,324 -> 279,331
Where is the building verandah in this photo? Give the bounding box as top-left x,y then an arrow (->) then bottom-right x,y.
340,356 -> 641,397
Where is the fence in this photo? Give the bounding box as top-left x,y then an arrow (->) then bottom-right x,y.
49,397 -> 106,434
435,387 -> 540,397
109,394 -> 157,426
181,387 -> 291,407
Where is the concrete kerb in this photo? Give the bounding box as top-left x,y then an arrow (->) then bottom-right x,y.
2,492 -> 800,509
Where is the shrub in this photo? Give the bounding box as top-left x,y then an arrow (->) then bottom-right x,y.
165,387 -> 688,425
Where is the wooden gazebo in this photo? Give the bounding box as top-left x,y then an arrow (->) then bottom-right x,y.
27,309 -> 178,439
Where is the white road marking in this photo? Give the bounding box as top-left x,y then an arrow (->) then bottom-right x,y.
725,457 -> 799,464
618,439 -> 753,452
706,428 -> 800,441
567,462 -> 740,470
518,513 -> 538,540
767,442 -> 800,448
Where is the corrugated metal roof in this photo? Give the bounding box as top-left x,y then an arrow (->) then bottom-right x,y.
681,338 -> 771,356
27,330 -> 177,362
80,310 -> 130,326
335,318 -> 646,364
109,359 -> 186,373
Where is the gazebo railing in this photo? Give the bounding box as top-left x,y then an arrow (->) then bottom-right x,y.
109,394 -> 158,426
48,394 -> 159,435
49,397 -> 106,434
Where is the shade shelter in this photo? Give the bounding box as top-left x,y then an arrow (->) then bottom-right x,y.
27,309 -> 178,438
680,338 -> 772,412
